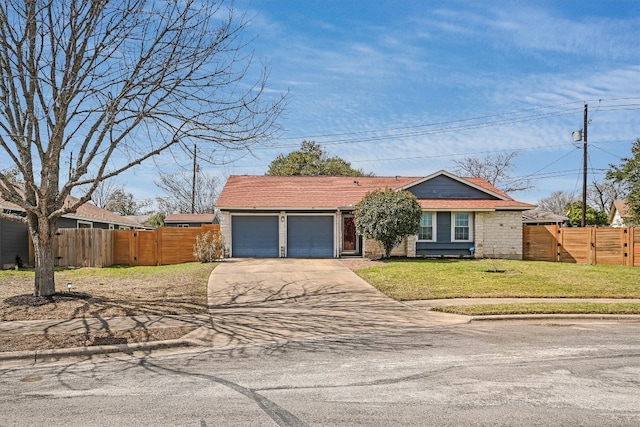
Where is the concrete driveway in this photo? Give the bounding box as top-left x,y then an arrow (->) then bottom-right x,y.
185,258 -> 469,348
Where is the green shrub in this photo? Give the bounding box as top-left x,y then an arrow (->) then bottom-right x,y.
193,231 -> 224,262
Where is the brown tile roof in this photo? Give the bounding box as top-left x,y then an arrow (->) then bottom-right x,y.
522,209 -> 568,223
217,174 -> 535,211
609,199 -> 631,225
217,175 -> 419,209
165,213 -> 216,223
1,194 -> 143,228
613,200 -> 630,217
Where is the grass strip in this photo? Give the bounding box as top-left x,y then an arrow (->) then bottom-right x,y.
431,302 -> 640,316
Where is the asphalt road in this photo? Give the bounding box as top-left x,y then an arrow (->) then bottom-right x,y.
1,319 -> 639,426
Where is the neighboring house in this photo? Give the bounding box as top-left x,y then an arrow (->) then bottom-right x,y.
0,195 -> 144,267
609,200 -> 631,227
164,213 -> 218,227
0,213 -> 28,268
522,209 -> 568,226
125,214 -> 152,227
216,170 -> 535,260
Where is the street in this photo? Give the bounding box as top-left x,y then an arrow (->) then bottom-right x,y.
1,320 -> 639,426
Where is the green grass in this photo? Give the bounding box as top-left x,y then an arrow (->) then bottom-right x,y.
0,262 -> 214,284
54,262 -> 216,282
356,259 -> 640,300
433,303 -> 640,316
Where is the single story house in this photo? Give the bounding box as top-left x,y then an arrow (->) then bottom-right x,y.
609,200 -> 631,227
0,195 -> 144,267
522,209 -> 568,226
164,213 -> 218,227
216,170 -> 535,259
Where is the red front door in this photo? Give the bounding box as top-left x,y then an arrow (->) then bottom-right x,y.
343,217 -> 357,252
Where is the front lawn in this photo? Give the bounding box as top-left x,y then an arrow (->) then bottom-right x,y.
355,259 -> 640,300
0,262 -> 216,321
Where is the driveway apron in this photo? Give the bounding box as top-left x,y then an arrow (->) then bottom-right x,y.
185,258 -> 468,348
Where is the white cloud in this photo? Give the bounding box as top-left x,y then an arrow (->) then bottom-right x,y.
118,1 -> 640,204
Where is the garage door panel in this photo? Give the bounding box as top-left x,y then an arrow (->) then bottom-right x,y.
287,216 -> 334,258
232,216 -> 279,257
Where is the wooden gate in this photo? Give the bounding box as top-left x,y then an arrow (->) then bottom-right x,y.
54,228 -> 113,267
523,225 -> 558,262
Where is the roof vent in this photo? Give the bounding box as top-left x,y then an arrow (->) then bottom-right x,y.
353,180 -> 360,186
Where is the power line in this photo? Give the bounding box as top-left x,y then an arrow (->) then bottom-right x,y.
272,97 -> 639,143
258,109 -> 582,150
151,98 -> 639,184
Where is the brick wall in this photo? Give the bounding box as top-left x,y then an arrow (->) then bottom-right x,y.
474,211 -> 523,259
219,211 -> 231,257
363,237 -> 408,259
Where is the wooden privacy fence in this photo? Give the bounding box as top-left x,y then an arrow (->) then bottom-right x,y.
50,224 -> 220,267
113,224 -> 220,266
523,225 -> 640,267
53,228 -> 114,267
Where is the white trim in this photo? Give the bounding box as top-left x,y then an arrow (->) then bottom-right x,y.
451,212 -> 473,242
417,212 -> 437,242
77,220 -> 93,228
62,213 -> 140,228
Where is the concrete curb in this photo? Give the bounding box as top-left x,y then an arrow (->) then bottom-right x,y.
469,314 -> 640,322
4,314 -> 640,365
0,338 -> 202,364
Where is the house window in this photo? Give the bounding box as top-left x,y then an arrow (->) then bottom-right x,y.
108,224 -> 115,230
177,224 -> 190,227
77,221 -> 93,228
452,213 -> 472,241
418,213 -> 435,241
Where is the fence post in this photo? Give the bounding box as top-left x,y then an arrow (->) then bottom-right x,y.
129,230 -> 137,266
553,225 -> 559,262
591,227 -> 597,265
157,227 -> 164,266
628,227 -> 635,267
557,226 -> 563,262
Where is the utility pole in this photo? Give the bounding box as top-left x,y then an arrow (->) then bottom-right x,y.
191,144 -> 197,214
582,104 -> 588,228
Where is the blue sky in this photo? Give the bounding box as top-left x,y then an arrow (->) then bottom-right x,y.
128,0 -> 640,206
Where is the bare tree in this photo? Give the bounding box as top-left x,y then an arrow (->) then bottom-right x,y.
91,181 -> 125,209
0,0 -> 285,296
453,152 -> 532,193
537,190 -> 577,216
105,189 -> 152,216
588,179 -> 626,215
155,170 -> 220,214
89,180 -> 150,215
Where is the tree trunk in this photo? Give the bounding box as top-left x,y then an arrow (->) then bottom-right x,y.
383,242 -> 393,259
31,217 -> 57,297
